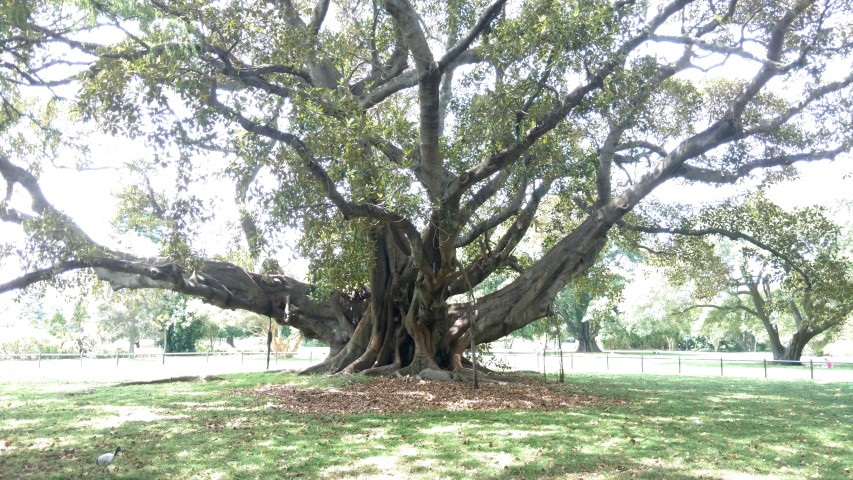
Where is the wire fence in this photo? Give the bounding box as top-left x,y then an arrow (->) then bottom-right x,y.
480,350 -> 852,382
0,348 -> 850,383
0,348 -> 329,383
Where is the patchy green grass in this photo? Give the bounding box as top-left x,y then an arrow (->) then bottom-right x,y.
0,372 -> 850,479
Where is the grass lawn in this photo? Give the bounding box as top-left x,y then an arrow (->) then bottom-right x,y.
0,372 -> 850,479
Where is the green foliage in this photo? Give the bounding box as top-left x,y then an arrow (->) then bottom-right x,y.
112,184 -> 169,242
554,247 -> 630,348
24,299 -> 96,353
147,292 -> 207,353
607,266 -> 699,350
96,291 -> 160,350
165,318 -> 205,353
219,325 -> 252,340
300,217 -> 374,293
698,303 -> 763,352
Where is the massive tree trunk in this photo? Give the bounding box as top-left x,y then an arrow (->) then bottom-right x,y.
303,225 -> 414,374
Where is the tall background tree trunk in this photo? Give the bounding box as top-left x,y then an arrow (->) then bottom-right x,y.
576,321 -> 603,353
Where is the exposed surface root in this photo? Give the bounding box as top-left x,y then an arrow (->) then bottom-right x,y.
118,375 -> 225,386
236,376 -> 627,414
359,363 -> 401,376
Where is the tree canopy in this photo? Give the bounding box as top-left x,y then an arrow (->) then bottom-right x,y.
1,0 -> 851,375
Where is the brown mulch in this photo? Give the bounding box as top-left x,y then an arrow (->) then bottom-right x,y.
235,377 -> 627,414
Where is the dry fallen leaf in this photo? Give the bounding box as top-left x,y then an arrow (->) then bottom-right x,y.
234,377 -> 627,414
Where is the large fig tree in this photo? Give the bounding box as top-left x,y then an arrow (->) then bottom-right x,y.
1,0 -> 851,375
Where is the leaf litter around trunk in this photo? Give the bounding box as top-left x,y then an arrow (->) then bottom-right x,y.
237,377 -> 627,415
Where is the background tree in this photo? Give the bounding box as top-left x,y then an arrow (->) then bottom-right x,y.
97,291 -> 161,355
551,258 -> 625,353
150,292 -> 207,353
698,303 -> 763,352
647,193 -> 853,361
608,266 -> 698,350
25,299 -> 95,353
1,0 -> 852,376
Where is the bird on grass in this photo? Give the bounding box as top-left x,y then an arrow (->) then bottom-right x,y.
97,446 -> 121,472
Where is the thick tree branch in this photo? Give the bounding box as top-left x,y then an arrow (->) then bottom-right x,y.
456,174 -> 528,248
0,154 -> 101,249
616,140 -> 669,160
746,72 -> 853,135
726,0 -> 815,121
449,179 -> 552,295
358,69 -> 419,109
597,125 -> 624,206
459,168 -> 512,222
676,146 -> 848,183
205,43 -> 299,98
383,0 -> 434,73
437,0 -> 506,71
650,34 -> 787,70
619,220 -> 813,287
357,49 -> 483,109
351,23 -> 409,98
384,0 -> 454,199
0,260 -> 88,293
309,0 -> 332,35
600,4 -> 820,226
0,151 -> 365,351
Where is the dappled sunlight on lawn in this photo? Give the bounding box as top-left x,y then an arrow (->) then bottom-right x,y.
27,437 -> 58,450
77,405 -> 186,429
470,450 -> 516,470
323,443 -> 422,479
170,400 -> 265,415
0,372 -> 849,479
339,427 -> 394,446
198,469 -> 227,480
1,418 -> 40,430
693,469 -> 781,479
711,392 -> 764,401
169,400 -> 229,408
489,427 -> 558,439
159,389 -> 217,397
418,423 -> 464,435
